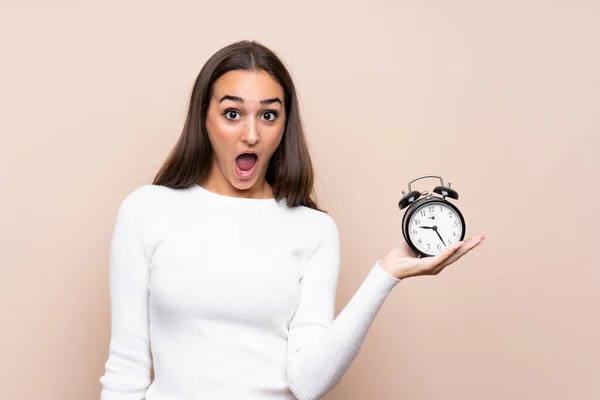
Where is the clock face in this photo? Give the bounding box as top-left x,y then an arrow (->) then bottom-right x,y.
407,201 -> 464,256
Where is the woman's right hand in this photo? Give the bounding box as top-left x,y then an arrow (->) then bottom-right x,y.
379,234 -> 485,280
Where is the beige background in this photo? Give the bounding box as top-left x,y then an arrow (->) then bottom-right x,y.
1,1 -> 598,399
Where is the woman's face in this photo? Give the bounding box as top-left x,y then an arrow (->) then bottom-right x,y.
204,69 -> 286,198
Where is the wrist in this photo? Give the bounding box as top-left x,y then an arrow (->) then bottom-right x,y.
379,258 -> 414,280
378,259 -> 397,278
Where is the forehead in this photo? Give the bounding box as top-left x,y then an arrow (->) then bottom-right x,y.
211,70 -> 284,103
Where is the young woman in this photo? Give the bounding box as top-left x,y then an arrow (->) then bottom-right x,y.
99,40 -> 485,400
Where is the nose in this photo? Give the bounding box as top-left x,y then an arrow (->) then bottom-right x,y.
241,120 -> 259,145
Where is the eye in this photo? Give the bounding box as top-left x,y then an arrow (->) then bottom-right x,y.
261,110 -> 278,122
223,109 -> 241,121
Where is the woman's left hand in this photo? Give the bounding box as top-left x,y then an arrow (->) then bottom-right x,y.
379,234 -> 485,280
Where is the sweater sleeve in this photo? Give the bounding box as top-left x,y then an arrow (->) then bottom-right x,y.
99,191 -> 153,399
286,216 -> 401,400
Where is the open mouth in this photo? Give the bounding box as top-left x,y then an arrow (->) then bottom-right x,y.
235,152 -> 259,179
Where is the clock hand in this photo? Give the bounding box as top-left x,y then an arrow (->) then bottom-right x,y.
432,226 -> 447,247
436,231 -> 447,246
418,226 -> 434,229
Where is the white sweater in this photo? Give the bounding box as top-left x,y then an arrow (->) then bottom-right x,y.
99,183 -> 401,400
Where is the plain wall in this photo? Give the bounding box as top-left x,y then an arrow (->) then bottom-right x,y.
1,1 -> 598,399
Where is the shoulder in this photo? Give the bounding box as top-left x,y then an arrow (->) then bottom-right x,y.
112,184 -> 186,251
119,184 -> 167,210
287,207 -> 341,274
286,204 -> 339,243
116,184 -> 181,222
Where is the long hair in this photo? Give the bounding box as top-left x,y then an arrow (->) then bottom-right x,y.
152,40 -> 323,212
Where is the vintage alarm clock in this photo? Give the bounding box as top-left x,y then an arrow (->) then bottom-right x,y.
398,174 -> 466,257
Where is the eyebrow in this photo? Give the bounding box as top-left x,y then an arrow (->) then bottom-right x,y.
218,95 -> 282,105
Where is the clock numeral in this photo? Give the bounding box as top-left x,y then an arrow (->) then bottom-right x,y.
447,239 -> 452,245
453,231 -> 457,237
418,238 -> 422,244
412,229 -> 417,235
440,206 -> 443,212
449,212 -> 453,217
428,206 -> 435,212
427,243 -> 431,249
437,244 -> 442,250
453,221 -> 458,227
420,210 -> 426,217
414,219 -> 421,225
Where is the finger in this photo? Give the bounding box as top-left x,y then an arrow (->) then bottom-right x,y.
428,235 -> 479,274
421,239 -> 467,273
434,234 -> 486,272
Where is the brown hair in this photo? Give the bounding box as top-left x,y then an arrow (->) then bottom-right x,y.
152,40 -> 323,212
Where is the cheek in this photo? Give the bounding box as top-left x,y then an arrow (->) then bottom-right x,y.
206,117 -> 238,153
264,122 -> 285,149
269,130 -> 285,155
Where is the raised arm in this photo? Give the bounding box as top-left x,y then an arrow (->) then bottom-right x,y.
99,192 -> 153,399
286,216 -> 401,400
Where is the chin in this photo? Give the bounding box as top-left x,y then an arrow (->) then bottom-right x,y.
229,172 -> 259,190
230,179 -> 255,191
